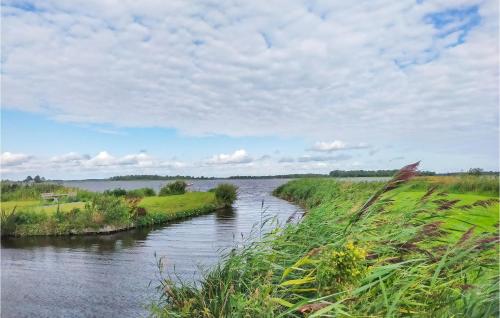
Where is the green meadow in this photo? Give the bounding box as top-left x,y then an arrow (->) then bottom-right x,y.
1,182 -> 237,237
153,173 -> 499,317
136,192 -> 217,227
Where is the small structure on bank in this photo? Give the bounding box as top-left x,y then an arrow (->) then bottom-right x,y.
41,192 -> 77,202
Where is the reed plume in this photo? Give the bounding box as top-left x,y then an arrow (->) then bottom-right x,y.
349,162 -> 420,225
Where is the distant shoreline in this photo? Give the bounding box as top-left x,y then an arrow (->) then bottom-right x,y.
2,170 -> 498,183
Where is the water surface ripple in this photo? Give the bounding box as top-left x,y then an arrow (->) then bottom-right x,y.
1,179 -> 302,318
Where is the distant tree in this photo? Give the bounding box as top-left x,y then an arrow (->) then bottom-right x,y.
468,168 -> 484,176
24,176 -> 33,182
34,175 -> 42,183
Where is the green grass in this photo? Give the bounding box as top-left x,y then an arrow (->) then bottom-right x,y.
153,176 -> 499,317
1,191 -> 220,237
1,201 -> 86,214
136,192 -> 217,226
408,175 -> 499,196
139,192 -> 215,213
390,191 -> 498,242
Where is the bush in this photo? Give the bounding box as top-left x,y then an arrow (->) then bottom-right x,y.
84,195 -> 129,225
159,180 -> 187,196
126,187 -> 156,198
213,183 -> 238,207
14,210 -> 48,225
103,188 -> 127,197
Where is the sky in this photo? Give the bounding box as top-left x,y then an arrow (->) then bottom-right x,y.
1,0 -> 498,180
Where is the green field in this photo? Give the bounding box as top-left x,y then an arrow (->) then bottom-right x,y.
390,191 -> 498,242
1,193 -> 215,222
136,192 -> 217,226
1,190 -> 219,237
153,175 -> 499,317
1,201 -> 86,214
139,192 -> 215,213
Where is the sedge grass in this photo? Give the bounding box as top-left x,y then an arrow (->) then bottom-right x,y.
153,168 -> 499,317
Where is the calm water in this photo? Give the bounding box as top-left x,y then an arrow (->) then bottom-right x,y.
1,179 -> 303,318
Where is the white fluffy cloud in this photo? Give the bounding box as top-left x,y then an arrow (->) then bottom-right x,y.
1,0 -> 498,177
117,153 -> 154,166
1,0 -> 497,150
1,152 -> 32,166
206,149 -> 253,165
50,152 -> 90,163
298,154 -> 352,162
309,141 -> 369,152
84,151 -> 117,167
0,151 -> 185,177
3,149 -> 349,178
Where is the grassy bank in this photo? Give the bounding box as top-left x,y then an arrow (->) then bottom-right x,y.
137,193 -> 217,226
154,169 -> 498,317
1,182 -> 237,237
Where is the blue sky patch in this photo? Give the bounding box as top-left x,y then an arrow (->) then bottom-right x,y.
425,5 -> 481,47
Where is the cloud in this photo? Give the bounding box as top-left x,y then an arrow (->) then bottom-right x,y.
298,154 -> 352,162
85,151 -> 116,166
206,149 -> 253,165
50,151 -> 155,167
1,152 -> 32,166
389,156 -> 405,162
117,153 -> 154,166
310,140 -> 347,152
309,141 -> 369,152
50,152 -> 90,163
1,150 -> 188,178
369,148 -> 380,156
0,0 -> 497,155
278,156 -> 295,163
93,127 -> 126,135
1,0 -> 498,177
256,155 -> 272,161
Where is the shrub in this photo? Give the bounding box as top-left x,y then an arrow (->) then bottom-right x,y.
159,180 -> 187,196
84,195 -> 129,225
103,188 -> 127,197
126,187 -> 156,198
14,210 -> 48,225
213,183 -> 238,207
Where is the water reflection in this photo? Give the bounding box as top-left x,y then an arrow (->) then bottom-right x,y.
1,229 -> 149,252
1,179 -> 302,318
2,208 -> 240,253
215,206 -> 236,221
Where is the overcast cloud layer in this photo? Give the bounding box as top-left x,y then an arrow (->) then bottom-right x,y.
1,0 -> 498,178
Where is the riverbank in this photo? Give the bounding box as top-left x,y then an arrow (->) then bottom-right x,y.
154,170 -> 499,317
1,179 -> 298,318
1,183 -> 237,237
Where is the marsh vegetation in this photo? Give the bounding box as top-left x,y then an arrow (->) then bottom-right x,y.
153,167 -> 499,317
